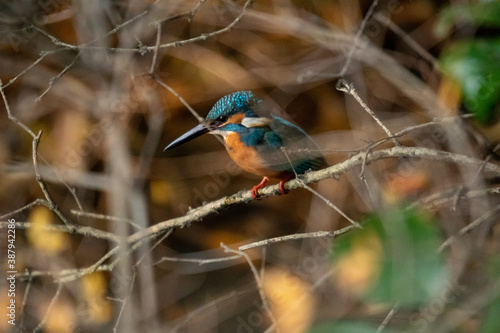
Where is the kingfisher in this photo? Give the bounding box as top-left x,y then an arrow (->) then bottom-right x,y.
164,91 -> 327,198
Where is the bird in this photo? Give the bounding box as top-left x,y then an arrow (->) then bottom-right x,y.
164,91 -> 327,199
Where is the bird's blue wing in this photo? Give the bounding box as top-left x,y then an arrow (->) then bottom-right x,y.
255,116 -> 327,174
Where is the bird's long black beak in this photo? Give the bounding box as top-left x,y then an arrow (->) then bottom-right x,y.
164,123 -> 211,151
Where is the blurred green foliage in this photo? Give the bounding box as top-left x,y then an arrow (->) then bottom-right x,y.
479,256 -> 500,333
438,1 -> 500,125
440,38 -> 500,124
436,1 -> 500,37
308,320 -> 395,333
480,295 -> 500,333
334,207 -> 446,306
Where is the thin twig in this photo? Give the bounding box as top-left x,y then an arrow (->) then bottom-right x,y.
0,221 -> 120,243
301,179 -> 360,226
113,270 -> 137,333
151,0 -> 255,51
376,303 -> 400,333
359,147 -> 378,207
338,0 -> 380,76
149,22 -> 162,76
36,51 -> 81,101
32,131 -> 75,229
135,229 -> 174,266
281,147 -> 360,227
58,246 -> 119,283
0,51 -> 56,89
71,209 -> 143,230
18,270 -> 33,330
221,243 -> 280,332
239,226 -> 358,251
169,291 -> 247,333
25,3 -> 154,51
34,282 -> 64,332
157,0 -> 208,24
154,77 -> 204,122
0,199 -> 48,219
0,79 -> 36,137
414,186 -> 500,210
155,78 -> 226,147
374,13 -> 438,69
90,4 -> 155,49
439,205 -> 500,252
25,20 -> 78,49
134,101 -> 166,181
23,0 -> 252,54
154,254 -> 242,266
67,186 -> 84,211
49,230 -> 164,283
337,79 -> 401,146
359,116 -> 462,153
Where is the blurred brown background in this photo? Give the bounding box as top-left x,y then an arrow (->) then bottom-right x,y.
1,0 -> 498,332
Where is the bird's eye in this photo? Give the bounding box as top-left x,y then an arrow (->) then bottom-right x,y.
213,116 -> 227,126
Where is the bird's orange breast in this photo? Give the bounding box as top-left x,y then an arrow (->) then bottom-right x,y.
223,132 -> 292,180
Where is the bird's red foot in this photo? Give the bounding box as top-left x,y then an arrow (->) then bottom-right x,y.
279,180 -> 289,195
251,177 -> 269,199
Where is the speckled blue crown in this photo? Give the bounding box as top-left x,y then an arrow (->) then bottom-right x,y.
206,91 -> 260,120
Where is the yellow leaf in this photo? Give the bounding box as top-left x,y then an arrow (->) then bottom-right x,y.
27,206 -> 69,254
334,232 -> 382,295
150,180 -> 174,205
383,171 -> 429,205
262,268 -> 316,333
81,272 -> 113,324
44,299 -> 76,333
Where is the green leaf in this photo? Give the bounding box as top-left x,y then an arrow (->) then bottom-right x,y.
480,296 -> 500,333
308,320 -> 395,333
436,2 -> 500,37
440,38 -> 500,125
333,207 -> 446,306
479,256 -> 500,333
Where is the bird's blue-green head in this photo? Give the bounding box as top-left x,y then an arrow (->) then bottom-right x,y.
206,91 -> 260,123
164,91 -> 269,151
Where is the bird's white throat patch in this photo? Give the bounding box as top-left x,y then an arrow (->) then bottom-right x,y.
241,117 -> 271,128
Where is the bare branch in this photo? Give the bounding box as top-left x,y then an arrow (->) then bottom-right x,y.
150,0 -> 255,52
0,199 -> 48,219
36,51 -> 81,101
71,209 -> 143,231
18,271 -> 33,330
128,146 -> 500,246
149,22 -> 162,76
154,254 -> 242,266
439,205 -> 500,252
113,270 -> 137,333
374,13 -> 438,69
0,79 -> 36,137
221,243 -> 279,332
0,221 -> 120,243
337,79 -> 401,146
338,0 -> 380,77
1,50 -> 66,88
32,131 -> 76,229
157,0 -> 208,24
376,303 -> 400,333
238,226 -> 357,251
281,147 -> 360,227
35,282 -> 63,332
154,77 -> 204,122
169,291 -> 244,333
